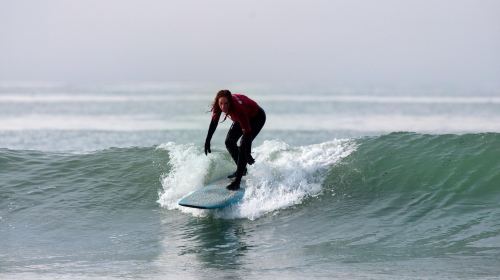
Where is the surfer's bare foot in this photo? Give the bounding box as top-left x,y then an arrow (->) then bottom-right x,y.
226,179 -> 240,191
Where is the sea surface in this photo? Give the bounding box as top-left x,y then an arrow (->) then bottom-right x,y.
1,83 -> 500,279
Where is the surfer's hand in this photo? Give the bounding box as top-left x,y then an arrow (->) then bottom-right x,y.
204,141 -> 211,155
247,154 -> 255,165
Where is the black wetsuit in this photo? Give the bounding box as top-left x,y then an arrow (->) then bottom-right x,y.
205,95 -> 266,184
225,106 -> 266,177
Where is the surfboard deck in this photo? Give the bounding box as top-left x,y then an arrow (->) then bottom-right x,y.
178,178 -> 245,209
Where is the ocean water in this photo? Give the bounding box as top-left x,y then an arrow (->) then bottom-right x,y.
1,83 -> 500,279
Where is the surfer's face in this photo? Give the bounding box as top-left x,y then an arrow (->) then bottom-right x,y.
218,97 -> 229,113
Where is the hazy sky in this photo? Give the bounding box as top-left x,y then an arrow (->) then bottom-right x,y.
1,0 -> 499,88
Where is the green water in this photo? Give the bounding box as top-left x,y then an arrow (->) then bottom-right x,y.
1,133 -> 500,279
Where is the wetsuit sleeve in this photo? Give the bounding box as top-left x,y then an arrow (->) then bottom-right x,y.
204,113 -> 220,155
206,112 -> 220,142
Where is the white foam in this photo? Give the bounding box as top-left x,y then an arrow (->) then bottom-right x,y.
157,139 -> 356,219
156,142 -> 235,217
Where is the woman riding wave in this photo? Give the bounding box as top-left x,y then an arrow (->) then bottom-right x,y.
204,90 -> 266,190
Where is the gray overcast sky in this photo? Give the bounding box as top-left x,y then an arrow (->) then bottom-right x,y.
0,0 -> 499,88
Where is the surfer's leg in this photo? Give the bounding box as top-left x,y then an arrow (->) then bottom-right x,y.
246,108 -> 266,165
225,122 -> 242,164
227,110 -> 265,190
228,133 -> 252,190
227,151 -> 245,190
226,177 -> 241,190
236,135 -> 250,176
251,107 -> 266,140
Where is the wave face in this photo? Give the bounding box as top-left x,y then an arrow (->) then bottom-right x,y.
3,133 -> 499,220
3,133 -> 499,222
320,132 -> 500,257
1,147 -> 166,213
326,132 -> 500,209
2,133 -> 500,279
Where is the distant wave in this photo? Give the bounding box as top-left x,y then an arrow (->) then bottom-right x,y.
1,113 -> 499,132
1,93 -> 500,104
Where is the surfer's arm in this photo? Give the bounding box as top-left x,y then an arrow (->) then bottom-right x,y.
205,113 -> 220,155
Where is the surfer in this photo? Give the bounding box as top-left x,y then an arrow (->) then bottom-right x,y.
204,90 -> 266,190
